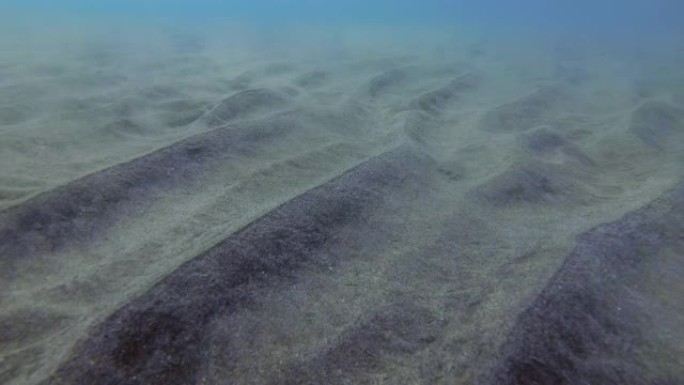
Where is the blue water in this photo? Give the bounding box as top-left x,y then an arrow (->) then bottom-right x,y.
3,0 -> 683,32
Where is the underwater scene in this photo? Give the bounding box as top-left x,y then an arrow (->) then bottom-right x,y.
1,1 -> 683,384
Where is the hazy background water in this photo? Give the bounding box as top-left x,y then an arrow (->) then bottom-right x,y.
2,0 -> 683,32
2,0 -> 682,71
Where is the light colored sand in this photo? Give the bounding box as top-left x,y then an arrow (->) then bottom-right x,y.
1,18 -> 683,384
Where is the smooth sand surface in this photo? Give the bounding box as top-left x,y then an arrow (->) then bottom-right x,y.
1,22 -> 684,384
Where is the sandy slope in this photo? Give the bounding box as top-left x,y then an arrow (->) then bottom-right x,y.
1,23 -> 683,384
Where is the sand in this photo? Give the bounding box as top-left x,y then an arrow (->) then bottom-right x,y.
1,20 -> 683,384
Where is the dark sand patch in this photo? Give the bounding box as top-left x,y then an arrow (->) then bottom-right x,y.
490,181 -> 684,385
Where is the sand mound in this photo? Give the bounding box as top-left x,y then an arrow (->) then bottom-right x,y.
519,126 -> 596,165
474,162 -> 589,206
479,85 -> 571,132
364,68 -> 410,98
408,73 -> 481,114
201,88 -> 296,127
293,70 -> 329,89
629,100 -> 684,149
